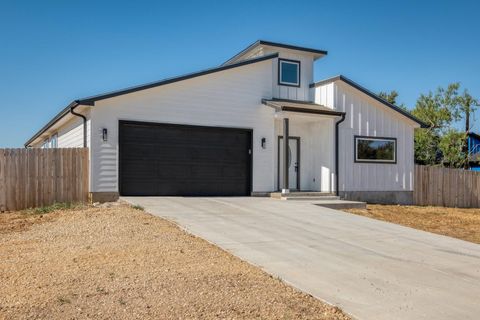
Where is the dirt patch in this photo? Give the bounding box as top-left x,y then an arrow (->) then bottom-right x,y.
0,204 -> 349,319
344,205 -> 480,244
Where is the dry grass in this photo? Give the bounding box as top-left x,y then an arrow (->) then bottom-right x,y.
0,203 -> 349,320
344,205 -> 480,244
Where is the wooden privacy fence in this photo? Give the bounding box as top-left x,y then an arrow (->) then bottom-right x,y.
0,148 -> 89,212
414,164 -> 480,208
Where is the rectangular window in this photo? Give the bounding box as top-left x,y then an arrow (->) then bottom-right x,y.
42,139 -> 49,149
278,59 -> 300,87
50,134 -> 58,148
354,136 -> 396,163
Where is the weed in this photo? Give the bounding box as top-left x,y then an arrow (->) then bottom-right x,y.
57,296 -> 71,305
25,202 -> 80,215
131,204 -> 144,211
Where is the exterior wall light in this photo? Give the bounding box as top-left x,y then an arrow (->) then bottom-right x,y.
261,137 -> 266,149
102,128 -> 108,142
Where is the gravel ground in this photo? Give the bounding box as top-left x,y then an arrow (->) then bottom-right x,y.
0,203 -> 349,320
344,204 -> 480,244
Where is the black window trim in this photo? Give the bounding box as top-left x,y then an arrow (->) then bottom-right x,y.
278,58 -> 301,87
354,135 -> 397,164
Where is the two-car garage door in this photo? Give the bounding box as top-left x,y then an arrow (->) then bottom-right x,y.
119,121 -> 252,196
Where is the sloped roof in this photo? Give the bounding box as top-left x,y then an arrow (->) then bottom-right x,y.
223,40 -> 327,66
25,53 -> 279,147
262,98 -> 345,116
310,75 -> 429,128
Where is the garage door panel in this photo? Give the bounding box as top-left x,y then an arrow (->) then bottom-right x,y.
119,121 -> 252,196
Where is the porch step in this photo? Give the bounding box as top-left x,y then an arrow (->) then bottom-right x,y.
313,200 -> 367,210
281,196 -> 341,201
269,192 -> 340,201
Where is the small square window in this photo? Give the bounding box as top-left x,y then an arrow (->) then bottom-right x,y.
278,59 -> 300,87
355,136 -> 396,163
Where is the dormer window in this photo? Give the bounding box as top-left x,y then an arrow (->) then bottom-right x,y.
278,59 -> 300,87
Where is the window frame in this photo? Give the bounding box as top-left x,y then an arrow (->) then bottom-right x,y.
354,135 -> 397,164
278,58 -> 301,87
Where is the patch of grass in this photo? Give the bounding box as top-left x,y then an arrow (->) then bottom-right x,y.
131,204 -> 144,211
25,202 -> 81,215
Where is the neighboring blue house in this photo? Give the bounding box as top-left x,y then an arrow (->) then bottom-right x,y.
468,132 -> 480,171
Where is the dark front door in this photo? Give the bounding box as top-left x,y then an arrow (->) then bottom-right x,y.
119,121 -> 252,196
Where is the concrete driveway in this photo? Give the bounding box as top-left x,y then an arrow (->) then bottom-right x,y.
123,197 -> 480,320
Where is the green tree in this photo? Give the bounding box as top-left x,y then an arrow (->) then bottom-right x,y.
378,90 -> 407,110
439,130 -> 467,168
411,83 -> 460,165
456,89 -> 478,133
411,83 -> 460,130
414,129 -> 440,165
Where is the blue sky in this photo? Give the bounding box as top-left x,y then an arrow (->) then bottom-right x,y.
1,0 -> 479,147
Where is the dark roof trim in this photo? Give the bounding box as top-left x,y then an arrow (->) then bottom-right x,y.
281,106 -> 345,117
310,75 -> 429,128
78,53 -> 278,105
261,98 -> 345,117
222,40 -> 327,66
25,53 -> 279,147
24,101 -> 87,147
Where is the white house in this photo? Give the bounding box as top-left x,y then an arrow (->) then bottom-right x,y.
25,40 -> 427,204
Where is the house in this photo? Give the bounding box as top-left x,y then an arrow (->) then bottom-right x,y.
25,40 -> 427,204
468,132 -> 480,171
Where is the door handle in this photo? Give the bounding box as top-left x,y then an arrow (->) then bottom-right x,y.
294,163 -> 298,172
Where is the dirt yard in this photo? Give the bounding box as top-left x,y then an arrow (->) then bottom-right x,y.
344,205 -> 480,244
0,203 -> 349,320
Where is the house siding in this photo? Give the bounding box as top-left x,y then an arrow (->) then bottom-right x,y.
314,81 -> 416,193
57,116 -> 91,148
30,114 -> 91,149
90,59 -> 275,194
266,50 -> 314,102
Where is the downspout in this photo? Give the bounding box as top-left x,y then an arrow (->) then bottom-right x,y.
70,102 -> 87,148
335,113 -> 346,197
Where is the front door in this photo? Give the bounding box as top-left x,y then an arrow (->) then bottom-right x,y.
278,137 -> 300,190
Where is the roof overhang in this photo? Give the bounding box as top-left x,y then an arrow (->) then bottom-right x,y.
223,40 -> 328,66
24,102 -> 91,147
25,53 -> 280,147
310,75 -> 429,128
262,98 -> 345,117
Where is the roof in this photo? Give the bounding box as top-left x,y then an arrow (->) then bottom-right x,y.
25,52 -> 279,147
222,40 -> 328,66
310,75 -> 429,128
468,132 -> 480,140
261,98 -> 345,117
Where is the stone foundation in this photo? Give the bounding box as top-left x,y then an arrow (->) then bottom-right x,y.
89,192 -> 120,203
339,191 -> 413,205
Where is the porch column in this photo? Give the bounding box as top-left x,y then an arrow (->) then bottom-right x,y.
282,118 -> 289,194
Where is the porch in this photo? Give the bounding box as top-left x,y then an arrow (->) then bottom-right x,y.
262,98 -> 345,194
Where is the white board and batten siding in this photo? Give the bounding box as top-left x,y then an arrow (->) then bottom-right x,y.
266,49 -> 314,102
315,81 -> 417,192
90,59 -> 276,194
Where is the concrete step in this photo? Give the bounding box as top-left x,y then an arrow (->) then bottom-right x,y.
281,196 -> 341,201
313,200 -> 366,210
269,192 -> 337,199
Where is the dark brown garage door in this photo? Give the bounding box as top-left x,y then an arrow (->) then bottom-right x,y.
119,121 -> 252,196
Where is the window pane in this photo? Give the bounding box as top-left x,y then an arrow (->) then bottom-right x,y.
357,138 -> 395,161
280,61 -> 299,85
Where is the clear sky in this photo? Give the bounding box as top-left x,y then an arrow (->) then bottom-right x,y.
1,0 -> 479,147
